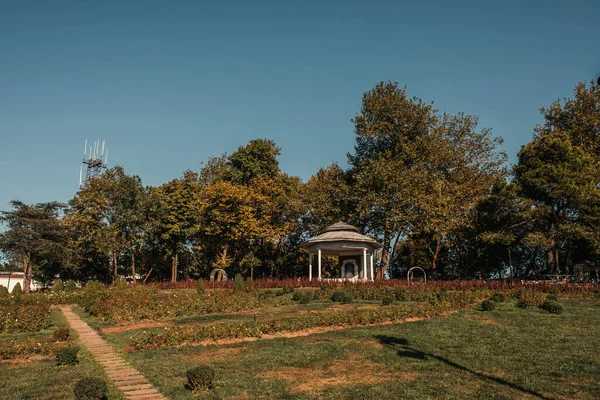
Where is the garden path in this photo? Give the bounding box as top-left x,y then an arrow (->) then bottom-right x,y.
60,305 -> 168,400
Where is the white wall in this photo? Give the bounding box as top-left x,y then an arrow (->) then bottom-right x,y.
0,274 -> 42,292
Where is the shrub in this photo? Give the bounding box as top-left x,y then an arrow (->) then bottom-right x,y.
546,294 -> 559,302
186,365 -> 215,391
52,280 -> 64,293
515,289 -> 545,308
84,280 -> 101,293
481,300 -> 496,311
56,345 -> 79,365
437,288 -> 449,301
244,277 -> 254,292
331,290 -> 353,304
197,279 -> 205,295
233,274 -> 245,292
292,291 -> 312,304
65,280 -> 77,292
0,285 -> 8,297
282,286 -> 294,294
114,277 -> 128,289
490,292 -> 506,303
394,289 -> 407,301
11,283 -> 22,297
381,295 -> 394,306
73,377 -> 108,400
540,299 -> 563,314
53,328 -> 70,342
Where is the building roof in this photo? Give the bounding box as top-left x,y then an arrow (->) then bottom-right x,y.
300,221 -> 383,253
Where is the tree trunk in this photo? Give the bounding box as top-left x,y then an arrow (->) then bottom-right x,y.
113,251 -> 118,282
377,228 -> 391,280
131,248 -> 136,284
431,237 -> 442,272
171,253 -> 178,282
22,254 -> 31,294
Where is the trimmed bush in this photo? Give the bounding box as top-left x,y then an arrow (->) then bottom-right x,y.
84,280 -> 101,292
331,290 -> 353,304
292,291 -> 312,304
56,345 -> 79,365
0,285 -> 8,297
437,288 -> 449,301
73,377 -> 108,400
196,279 -> 205,295
52,279 -> 64,293
546,294 -> 559,302
186,365 -> 215,391
490,292 -> 506,303
282,286 -> 294,294
381,295 -> 394,306
65,279 -> 77,292
53,328 -> 70,342
11,282 -> 22,297
481,300 -> 496,311
233,274 -> 245,292
540,299 -> 563,314
114,277 -> 128,289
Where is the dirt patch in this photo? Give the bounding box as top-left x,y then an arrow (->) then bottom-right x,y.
100,320 -> 174,334
469,315 -> 514,330
179,346 -> 244,362
260,358 -> 418,393
1,355 -> 49,366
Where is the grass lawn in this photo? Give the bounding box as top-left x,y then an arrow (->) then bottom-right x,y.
0,308 -> 124,400
83,298 -> 600,400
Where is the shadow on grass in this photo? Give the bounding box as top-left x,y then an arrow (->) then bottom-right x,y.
374,335 -> 552,400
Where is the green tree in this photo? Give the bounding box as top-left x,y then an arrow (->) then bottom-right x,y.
0,200 -> 70,293
152,171 -> 201,282
514,132 -> 599,273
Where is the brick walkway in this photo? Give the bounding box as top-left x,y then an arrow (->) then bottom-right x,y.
60,305 -> 168,400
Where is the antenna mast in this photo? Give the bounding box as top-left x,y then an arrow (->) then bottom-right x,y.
79,138 -> 109,188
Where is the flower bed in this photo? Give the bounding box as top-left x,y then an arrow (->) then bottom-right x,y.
0,298 -> 51,333
128,290 -> 482,349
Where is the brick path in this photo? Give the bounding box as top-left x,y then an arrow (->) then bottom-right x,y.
60,305 -> 168,400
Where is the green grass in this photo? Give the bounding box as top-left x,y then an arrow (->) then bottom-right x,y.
0,307 -> 124,400
109,299 -> 600,399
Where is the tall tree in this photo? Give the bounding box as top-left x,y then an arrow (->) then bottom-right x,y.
152,171 -> 201,282
514,132 -> 599,273
0,201 -> 69,292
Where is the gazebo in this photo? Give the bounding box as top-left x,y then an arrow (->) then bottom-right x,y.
300,222 -> 382,281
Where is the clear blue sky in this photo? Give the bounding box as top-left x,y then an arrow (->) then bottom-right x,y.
1,0 -> 599,211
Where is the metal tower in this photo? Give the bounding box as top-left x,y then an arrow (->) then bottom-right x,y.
79,139 -> 108,188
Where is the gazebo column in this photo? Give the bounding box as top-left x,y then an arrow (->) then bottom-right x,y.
309,253 -> 313,281
363,248 -> 368,281
317,248 -> 322,280
370,253 -> 374,281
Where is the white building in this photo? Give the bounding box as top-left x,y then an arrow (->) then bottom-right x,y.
0,272 -> 42,292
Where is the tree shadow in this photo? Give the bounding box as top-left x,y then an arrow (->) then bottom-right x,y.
373,335 -> 553,400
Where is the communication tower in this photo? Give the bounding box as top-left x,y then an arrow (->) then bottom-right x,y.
79,139 -> 108,188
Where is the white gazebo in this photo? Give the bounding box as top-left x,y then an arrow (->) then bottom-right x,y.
300,222 -> 382,281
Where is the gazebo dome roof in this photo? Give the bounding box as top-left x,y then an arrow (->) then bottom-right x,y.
300,221 -> 382,252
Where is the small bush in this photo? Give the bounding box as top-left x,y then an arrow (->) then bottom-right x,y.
196,279 -> 205,295
56,345 -> 79,365
186,365 -> 215,391
0,285 -> 9,297
540,299 -> 563,314
331,290 -> 353,304
73,377 -> 108,400
490,292 -> 506,303
437,288 -> 449,301
233,274 -> 245,292
292,291 -> 312,304
546,294 -> 559,302
381,295 -> 394,306
481,300 -> 496,311
394,290 -> 407,301
52,280 -> 64,293
84,280 -> 101,292
114,277 -> 128,289
53,328 -> 70,342
258,289 -> 275,300
282,286 -> 294,294
244,277 -> 253,292
65,280 -> 77,292
11,283 -> 22,297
